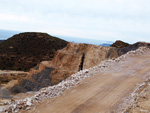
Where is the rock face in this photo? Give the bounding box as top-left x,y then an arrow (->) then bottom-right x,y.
11,43 -> 118,93
0,32 -> 68,71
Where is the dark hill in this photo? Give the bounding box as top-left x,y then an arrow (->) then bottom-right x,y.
111,41 -> 150,56
116,42 -> 150,56
111,40 -> 130,48
0,32 -> 68,71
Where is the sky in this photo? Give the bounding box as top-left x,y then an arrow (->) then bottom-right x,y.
0,0 -> 150,43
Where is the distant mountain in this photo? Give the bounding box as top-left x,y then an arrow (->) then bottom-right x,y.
56,35 -> 114,45
0,29 -> 114,46
0,40 -> 4,43
0,32 -> 68,71
100,43 -> 112,47
0,29 -> 20,40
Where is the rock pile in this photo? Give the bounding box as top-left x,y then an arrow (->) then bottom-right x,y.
1,47 -> 149,113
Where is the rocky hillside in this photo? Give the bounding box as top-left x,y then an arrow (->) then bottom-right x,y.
9,41 -> 150,93
111,41 -> 150,56
0,32 -> 68,71
11,42 -> 118,93
111,40 -> 130,48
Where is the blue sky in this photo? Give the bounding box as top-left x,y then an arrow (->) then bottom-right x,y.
0,0 -> 150,43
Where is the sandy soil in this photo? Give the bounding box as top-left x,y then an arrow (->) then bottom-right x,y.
24,53 -> 150,113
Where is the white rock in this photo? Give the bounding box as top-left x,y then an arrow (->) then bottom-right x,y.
26,98 -> 32,106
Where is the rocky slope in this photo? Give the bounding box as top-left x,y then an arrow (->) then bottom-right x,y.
7,41 -> 150,94
111,40 -> 130,48
1,47 -> 150,113
0,32 -> 68,71
10,42 -> 118,93
111,41 -> 150,56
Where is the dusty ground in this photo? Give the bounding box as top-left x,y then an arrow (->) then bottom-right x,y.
22,51 -> 150,113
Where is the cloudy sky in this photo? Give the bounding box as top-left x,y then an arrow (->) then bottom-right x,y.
0,0 -> 150,43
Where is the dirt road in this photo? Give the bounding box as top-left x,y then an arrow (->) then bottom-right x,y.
26,53 -> 150,113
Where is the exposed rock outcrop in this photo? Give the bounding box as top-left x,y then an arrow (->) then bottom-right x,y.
11,43 -> 118,93
0,32 -> 68,71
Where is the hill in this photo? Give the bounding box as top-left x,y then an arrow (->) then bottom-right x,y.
111,40 -> 150,56
111,40 -> 130,48
0,29 -> 114,45
0,32 -> 68,71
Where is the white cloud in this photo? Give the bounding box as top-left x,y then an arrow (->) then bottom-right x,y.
0,0 -> 150,43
